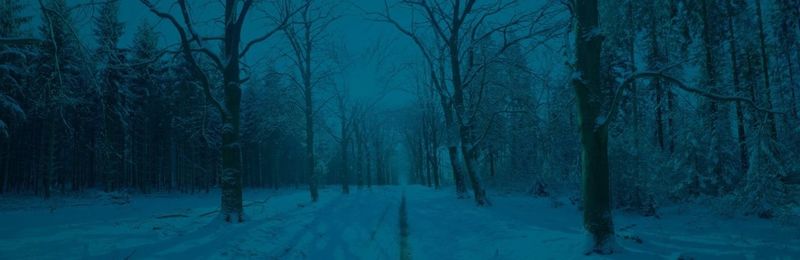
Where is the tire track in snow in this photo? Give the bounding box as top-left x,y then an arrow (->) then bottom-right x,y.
399,192 -> 411,260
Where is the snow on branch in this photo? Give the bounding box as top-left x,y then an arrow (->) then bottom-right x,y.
599,70 -> 784,131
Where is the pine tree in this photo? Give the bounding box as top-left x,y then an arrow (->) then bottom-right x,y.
0,0 -> 31,137
773,0 -> 799,120
129,21 -> 162,193
36,0 -> 86,198
93,0 -> 128,192
0,0 -> 32,194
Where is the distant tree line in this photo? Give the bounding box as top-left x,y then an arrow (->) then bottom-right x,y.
0,0 -> 401,207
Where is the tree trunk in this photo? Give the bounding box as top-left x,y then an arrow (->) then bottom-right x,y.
1,142 -> 7,194
219,0 -> 244,222
574,0 -> 614,254
727,0 -> 749,174
341,136 -> 350,194
44,111 -> 56,199
649,19 -> 665,150
788,53 -> 798,119
447,29 -> 486,204
305,88 -> 318,201
441,98 -> 467,197
366,140 -> 372,188
755,0 -> 778,140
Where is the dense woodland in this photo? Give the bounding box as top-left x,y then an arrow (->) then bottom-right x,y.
1,0 -> 799,254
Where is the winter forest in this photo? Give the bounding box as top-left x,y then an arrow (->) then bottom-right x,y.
0,0 -> 799,258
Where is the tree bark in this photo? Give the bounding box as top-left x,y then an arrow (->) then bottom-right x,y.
341,133 -> 350,194
441,98 -> 468,197
755,0 -> 778,140
449,30 -> 488,205
305,83 -> 318,201
574,0 -> 614,254
726,0 -> 749,174
218,0 -> 245,222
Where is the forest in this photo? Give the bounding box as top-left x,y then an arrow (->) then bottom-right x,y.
0,0 -> 799,259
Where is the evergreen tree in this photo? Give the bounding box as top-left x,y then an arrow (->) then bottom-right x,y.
93,0 -> 128,192
0,0 -> 31,138
35,0 -> 86,198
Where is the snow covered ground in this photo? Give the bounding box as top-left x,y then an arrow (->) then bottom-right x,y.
1,186 -> 798,259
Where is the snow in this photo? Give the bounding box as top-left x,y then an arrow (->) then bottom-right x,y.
594,115 -> 607,129
1,186 -> 798,259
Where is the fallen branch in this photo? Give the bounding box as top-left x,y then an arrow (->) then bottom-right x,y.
198,210 -> 218,218
156,214 -> 189,219
196,197 -> 272,218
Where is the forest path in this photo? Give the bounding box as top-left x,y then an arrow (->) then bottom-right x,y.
399,185 -> 800,259
1,185 -> 799,259
256,187 -> 403,259
0,187 -> 404,259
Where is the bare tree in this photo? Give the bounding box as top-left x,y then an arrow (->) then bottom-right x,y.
372,0 -> 562,205
324,81 -> 357,194
139,0 -> 293,222
282,0 -> 340,202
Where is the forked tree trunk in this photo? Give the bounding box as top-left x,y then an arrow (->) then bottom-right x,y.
441,98 -> 468,197
448,24 -> 488,205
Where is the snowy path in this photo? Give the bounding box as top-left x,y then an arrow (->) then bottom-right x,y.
1,186 -> 799,259
401,185 -> 800,259
0,188 -> 403,259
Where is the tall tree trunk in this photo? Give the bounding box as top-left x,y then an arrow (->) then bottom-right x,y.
755,0 -> 778,140
449,31 -> 488,205
788,53 -> 798,119
441,98 -> 467,197
305,86 -> 318,201
700,0 -> 728,189
649,19 -> 665,150
366,140 -> 372,188
341,136 -> 350,194
2,141 -> 9,194
574,0 -> 614,254
44,116 -> 55,199
219,0 -> 244,222
727,0 -> 749,174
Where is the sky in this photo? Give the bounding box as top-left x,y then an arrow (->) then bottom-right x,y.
115,0 -> 417,107
22,0 -> 566,111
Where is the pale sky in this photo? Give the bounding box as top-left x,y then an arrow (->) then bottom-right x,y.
23,0 -> 565,109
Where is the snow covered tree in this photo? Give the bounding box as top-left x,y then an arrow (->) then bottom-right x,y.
140,0 -> 293,222
376,0 -> 561,206
94,0 -> 128,192
282,0 -> 341,202
0,0 -> 31,138
35,0 -> 87,198
572,0 -> 614,254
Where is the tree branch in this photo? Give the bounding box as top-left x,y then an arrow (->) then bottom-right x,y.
600,71 -> 785,130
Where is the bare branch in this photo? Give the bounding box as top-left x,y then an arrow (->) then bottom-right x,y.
0,37 -> 43,45
601,71 -> 785,130
139,0 -> 227,118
